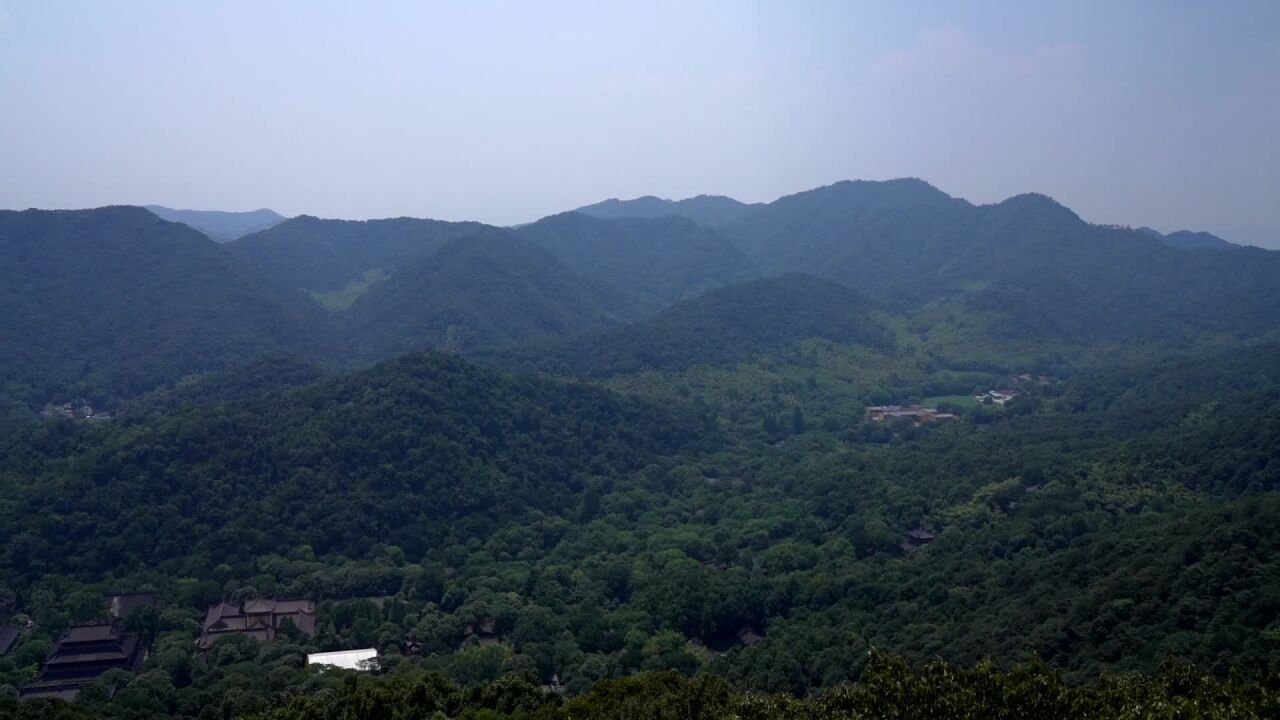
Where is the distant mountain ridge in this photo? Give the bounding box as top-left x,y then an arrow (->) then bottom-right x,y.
8,180 -> 1280,411
145,205 -> 285,242
228,211 -> 759,322
1137,226 -> 1237,250
575,194 -> 762,226
228,215 -> 491,293
703,179 -> 1280,343
572,179 -> 1279,344
514,212 -> 759,311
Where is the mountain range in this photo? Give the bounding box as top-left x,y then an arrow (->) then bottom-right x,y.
3,178 -> 1278,411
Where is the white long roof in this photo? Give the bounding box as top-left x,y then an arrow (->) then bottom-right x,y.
306,648 -> 378,670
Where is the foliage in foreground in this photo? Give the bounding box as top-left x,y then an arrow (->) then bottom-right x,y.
9,656 -> 1261,720
245,655 -> 1276,720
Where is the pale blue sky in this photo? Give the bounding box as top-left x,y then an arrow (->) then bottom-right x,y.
1,1 -> 1277,246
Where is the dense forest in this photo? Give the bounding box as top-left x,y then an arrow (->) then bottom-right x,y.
1,180 -> 1279,717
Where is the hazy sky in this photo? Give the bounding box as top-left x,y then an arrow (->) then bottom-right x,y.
1,1 -> 1277,246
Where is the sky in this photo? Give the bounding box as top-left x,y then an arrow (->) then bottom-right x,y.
1,1 -> 1277,247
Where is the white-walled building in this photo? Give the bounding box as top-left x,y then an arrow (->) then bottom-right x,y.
306,648 -> 378,671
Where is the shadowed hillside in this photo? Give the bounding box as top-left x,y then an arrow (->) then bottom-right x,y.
228,215 -> 492,293
488,274 -> 893,378
515,212 -> 759,310
343,229 -> 630,361
0,206 -> 328,407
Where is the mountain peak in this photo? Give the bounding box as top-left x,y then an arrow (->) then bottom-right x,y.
991,192 -> 1082,224
788,177 -> 957,209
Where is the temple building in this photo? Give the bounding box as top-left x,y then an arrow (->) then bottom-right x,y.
199,598 -> 317,650
20,621 -> 144,701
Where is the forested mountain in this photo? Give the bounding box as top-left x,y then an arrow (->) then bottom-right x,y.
0,352 -> 711,583
125,355 -> 327,414
574,194 -> 761,226
703,180 -> 1280,343
570,181 -> 1280,345
514,213 -> 759,310
227,215 -> 492,294
0,207 -> 326,410
2,338 -> 1277,716
342,229 -> 629,361
144,206 -> 285,242
488,274 -> 893,378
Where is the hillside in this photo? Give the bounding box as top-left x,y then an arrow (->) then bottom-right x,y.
0,206 -> 327,408
227,215 -> 491,293
125,354 -> 327,414
515,212 -> 759,309
708,180 -> 1280,343
343,229 -> 628,361
3,340 -> 1278,714
488,274 -> 893,378
0,352 -> 713,581
144,206 -> 285,242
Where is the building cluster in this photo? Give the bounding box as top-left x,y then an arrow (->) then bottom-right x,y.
1013,373 -> 1056,385
11,593 -> 376,702
865,405 -> 956,423
39,399 -> 112,421
974,389 -> 1019,405
199,598 -> 317,650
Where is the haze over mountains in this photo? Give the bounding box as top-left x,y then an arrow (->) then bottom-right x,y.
3,177 -> 1277,411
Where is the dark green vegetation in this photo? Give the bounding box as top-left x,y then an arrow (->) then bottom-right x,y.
489,274 -> 893,378
513,213 -> 758,310
144,207 -> 285,243
0,353 -> 709,578
2,337 -> 1279,716
2,179 -> 1279,717
8,658 -> 1275,720
245,656 -> 1280,719
342,230 -> 630,359
0,207 -> 326,412
227,215 -> 490,294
